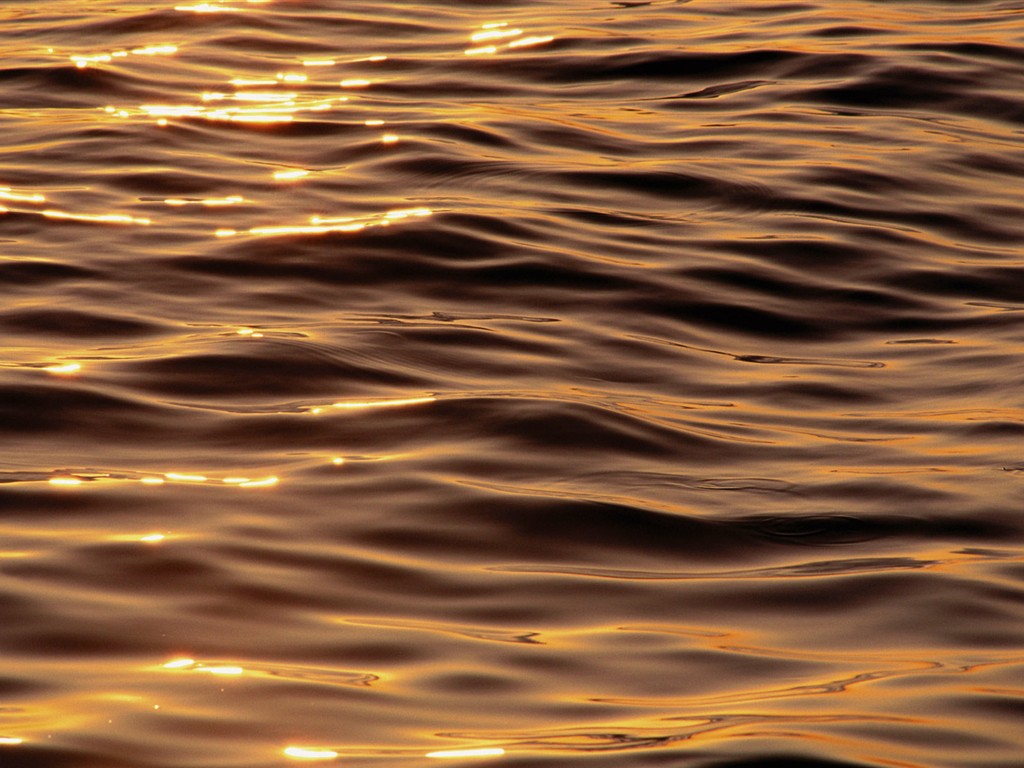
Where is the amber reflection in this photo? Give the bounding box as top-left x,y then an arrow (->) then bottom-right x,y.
40,470 -> 279,490
217,207 -> 432,239
426,748 -> 506,759
466,22 -> 554,55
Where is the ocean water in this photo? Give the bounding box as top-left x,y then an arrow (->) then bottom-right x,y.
1,1 -> 1023,766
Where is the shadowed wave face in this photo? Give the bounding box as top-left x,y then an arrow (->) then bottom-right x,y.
0,1 -> 1023,767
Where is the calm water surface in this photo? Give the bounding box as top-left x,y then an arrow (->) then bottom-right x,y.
1,1 -> 1023,766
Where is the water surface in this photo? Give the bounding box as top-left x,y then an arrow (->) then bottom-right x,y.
1,1 -> 1023,767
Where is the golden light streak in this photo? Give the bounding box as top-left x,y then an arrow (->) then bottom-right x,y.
72,54 -> 112,67
229,78 -> 276,86
239,476 -> 279,488
331,396 -> 436,410
0,187 -> 45,203
309,215 -> 356,225
163,196 -> 243,207
426,748 -> 506,759
340,78 -> 370,88
508,36 -> 555,48
69,45 -> 177,68
140,105 -> 206,118
130,93 -> 344,125
365,119 -> 384,126
140,477 -> 166,485
278,73 -> 308,83
132,45 -> 178,56
471,28 -> 523,42
139,533 -> 166,543
303,59 -> 335,67
44,362 -> 81,375
164,472 -> 207,482
163,658 -> 196,669
248,223 -> 366,236
203,666 -> 244,675
466,23 -> 554,55
49,477 -> 83,487
381,133 -> 399,143
226,207 -> 431,239
273,169 -> 310,181
384,207 -> 433,220
331,457 -> 345,466
284,747 -> 339,761
0,738 -> 23,746
175,3 -> 241,11
42,210 -> 151,225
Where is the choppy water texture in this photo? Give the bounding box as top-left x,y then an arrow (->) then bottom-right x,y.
1,1 -> 1023,766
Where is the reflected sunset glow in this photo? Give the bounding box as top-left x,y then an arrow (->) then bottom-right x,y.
43,362 -> 82,375
0,187 -> 46,203
426,747 -> 506,759
284,747 -> 339,761
217,207 -> 432,239
466,23 -> 554,55
42,210 -> 151,226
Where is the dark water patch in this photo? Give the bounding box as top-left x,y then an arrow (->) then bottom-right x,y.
0,259 -> 97,286
0,64 -> 158,106
682,265 -> 924,313
711,237 -> 879,272
738,512 -> 1019,547
669,80 -> 774,99
809,25 -> 893,39
551,169 -> 774,211
0,383 -> 164,435
892,267 -> 1024,303
803,64 -> 1024,125
0,308 -> 162,338
120,345 -> 426,398
633,295 -> 825,339
356,496 -> 764,562
430,397 -> 752,459
900,41 -> 1024,66
104,170 -> 227,197
573,49 -> 805,83
885,338 -> 956,345
0,744 -> 139,768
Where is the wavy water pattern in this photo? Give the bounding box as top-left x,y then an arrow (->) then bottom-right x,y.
1,1 -> 1023,767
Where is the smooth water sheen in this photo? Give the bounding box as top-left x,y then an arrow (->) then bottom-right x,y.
1,1 -> 1023,767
